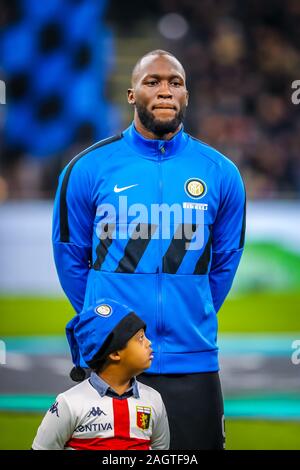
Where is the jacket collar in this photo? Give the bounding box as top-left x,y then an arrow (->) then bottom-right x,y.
122,122 -> 189,160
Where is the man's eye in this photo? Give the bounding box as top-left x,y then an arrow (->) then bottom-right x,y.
147,80 -> 158,86
171,81 -> 181,87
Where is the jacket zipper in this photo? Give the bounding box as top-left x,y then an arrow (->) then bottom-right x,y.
157,144 -> 165,373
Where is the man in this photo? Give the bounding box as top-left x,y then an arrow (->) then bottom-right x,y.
52,50 -> 246,449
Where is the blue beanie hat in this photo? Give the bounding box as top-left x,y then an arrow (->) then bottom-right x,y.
66,298 -> 146,370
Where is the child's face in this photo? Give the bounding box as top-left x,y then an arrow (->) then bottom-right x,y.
119,328 -> 153,376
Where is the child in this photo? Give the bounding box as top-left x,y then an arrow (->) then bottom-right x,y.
32,298 -> 170,450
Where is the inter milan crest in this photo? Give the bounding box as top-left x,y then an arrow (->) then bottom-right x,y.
95,304 -> 112,317
136,406 -> 151,430
184,178 -> 207,199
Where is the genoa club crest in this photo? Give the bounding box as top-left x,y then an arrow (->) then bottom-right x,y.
136,406 -> 151,430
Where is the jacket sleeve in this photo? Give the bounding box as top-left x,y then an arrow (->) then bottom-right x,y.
32,394 -> 75,450
52,157 -> 94,314
209,162 -> 246,313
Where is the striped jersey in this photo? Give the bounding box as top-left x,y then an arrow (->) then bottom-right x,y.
32,376 -> 169,450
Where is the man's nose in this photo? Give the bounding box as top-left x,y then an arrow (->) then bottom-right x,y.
157,81 -> 172,98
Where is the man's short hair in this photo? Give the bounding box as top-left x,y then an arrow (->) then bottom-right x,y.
131,49 -> 185,86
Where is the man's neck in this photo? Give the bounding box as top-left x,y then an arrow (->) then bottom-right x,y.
133,115 -> 181,141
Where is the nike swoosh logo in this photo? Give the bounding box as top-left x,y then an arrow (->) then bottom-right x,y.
114,184 -> 139,193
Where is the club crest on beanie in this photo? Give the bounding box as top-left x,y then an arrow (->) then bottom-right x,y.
66,298 -> 146,369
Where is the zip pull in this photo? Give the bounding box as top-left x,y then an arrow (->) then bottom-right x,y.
160,145 -> 165,154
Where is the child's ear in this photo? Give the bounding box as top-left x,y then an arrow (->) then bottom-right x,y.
108,351 -> 121,363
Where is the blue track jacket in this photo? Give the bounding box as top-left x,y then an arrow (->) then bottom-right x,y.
52,123 -> 246,373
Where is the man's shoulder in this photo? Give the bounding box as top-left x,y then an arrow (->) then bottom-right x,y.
58,134 -> 125,188
70,133 -> 124,166
188,133 -> 239,173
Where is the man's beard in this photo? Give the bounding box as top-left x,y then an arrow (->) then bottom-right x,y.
135,102 -> 186,138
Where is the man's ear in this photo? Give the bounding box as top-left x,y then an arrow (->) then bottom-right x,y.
127,88 -> 135,105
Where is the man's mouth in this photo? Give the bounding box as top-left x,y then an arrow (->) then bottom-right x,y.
153,105 -> 176,110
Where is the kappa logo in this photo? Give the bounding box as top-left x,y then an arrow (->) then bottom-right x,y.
114,184 -> 139,193
87,407 -> 107,418
49,401 -> 59,417
136,406 -> 151,430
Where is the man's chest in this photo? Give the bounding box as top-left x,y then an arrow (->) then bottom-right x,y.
92,156 -> 220,230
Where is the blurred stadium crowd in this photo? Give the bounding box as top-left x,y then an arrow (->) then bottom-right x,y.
164,0 -> 300,199
0,0 -> 299,200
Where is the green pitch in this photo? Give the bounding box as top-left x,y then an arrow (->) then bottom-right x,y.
1,291 -> 299,336
0,291 -> 299,450
0,413 -> 299,450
